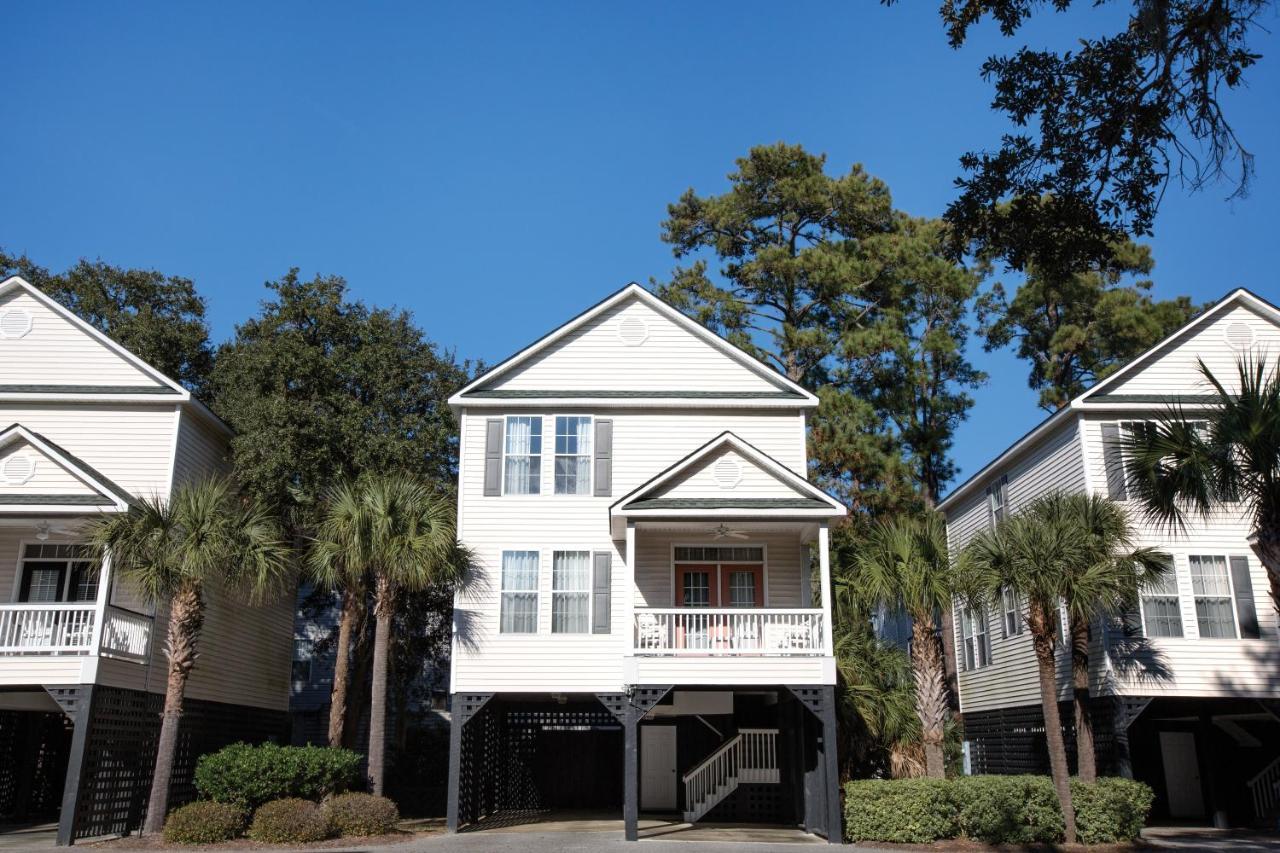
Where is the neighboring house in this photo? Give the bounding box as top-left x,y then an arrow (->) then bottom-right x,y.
0,276 -> 293,845
445,284 -> 846,842
939,288 -> 1280,827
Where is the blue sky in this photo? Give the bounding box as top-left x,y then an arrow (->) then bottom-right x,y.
3,2 -> 1277,493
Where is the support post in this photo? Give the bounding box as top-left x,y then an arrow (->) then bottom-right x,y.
91,549 -> 112,653
446,693 -> 493,833
820,685 -> 841,844
817,524 -> 833,656
55,684 -> 96,846
625,522 -> 636,652
624,703 -> 639,841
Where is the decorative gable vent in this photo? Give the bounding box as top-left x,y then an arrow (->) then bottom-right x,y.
0,309 -> 33,339
0,454 -> 37,485
617,315 -> 649,346
1224,321 -> 1254,350
713,457 -> 742,489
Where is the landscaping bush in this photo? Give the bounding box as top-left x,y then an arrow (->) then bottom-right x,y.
323,792 -> 400,837
248,798 -> 331,844
194,742 -> 362,811
844,778 -> 956,843
844,775 -> 1153,845
1073,776 -> 1155,844
162,801 -> 244,845
951,775 -> 1063,843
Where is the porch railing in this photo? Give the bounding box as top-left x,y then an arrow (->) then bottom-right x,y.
0,603 -> 97,654
0,603 -> 153,661
633,607 -> 824,655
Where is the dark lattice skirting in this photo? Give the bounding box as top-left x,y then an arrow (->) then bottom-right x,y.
69,686 -> 289,841
0,709 -> 72,822
962,698 -> 1118,777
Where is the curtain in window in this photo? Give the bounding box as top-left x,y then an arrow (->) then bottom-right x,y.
504,417 -> 541,494
552,550 -> 590,633
1190,555 -> 1236,638
1141,568 -> 1184,637
554,416 -> 592,494
500,550 -> 539,633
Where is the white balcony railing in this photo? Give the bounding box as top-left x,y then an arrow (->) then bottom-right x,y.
0,603 -> 97,654
634,607 -> 824,655
0,603 -> 153,661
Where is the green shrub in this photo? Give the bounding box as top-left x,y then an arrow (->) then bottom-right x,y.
194,742 -> 362,811
323,792 -> 400,837
248,798 -> 331,844
162,801 -> 244,844
951,774 -> 1064,843
1073,777 -> 1155,843
843,778 -> 957,843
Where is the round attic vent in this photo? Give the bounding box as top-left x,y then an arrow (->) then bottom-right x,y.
0,309 -> 33,340
713,457 -> 743,490
1224,321 -> 1254,350
1,455 -> 37,486
617,315 -> 649,346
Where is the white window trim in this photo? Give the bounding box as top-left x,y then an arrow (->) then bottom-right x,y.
987,475 -> 1008,528
1000,587 -> 1021,637
1136,555 -> 1183,639
501,415 -> 544,496
960,606 -> 991,671
550,549 -> 593,634
498,548 -> 541,634
1188,553 -> 1240,640
13,539 -> 97,603
552,413 -> 594,496
669,542 -> 770,608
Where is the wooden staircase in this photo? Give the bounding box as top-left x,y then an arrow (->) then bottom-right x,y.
1248,754 -> 1280,827
681,728 -> 779,823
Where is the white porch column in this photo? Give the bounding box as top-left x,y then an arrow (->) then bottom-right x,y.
91,547 -> 112,653
625,521 -> 636,655
818,523 -> 834,656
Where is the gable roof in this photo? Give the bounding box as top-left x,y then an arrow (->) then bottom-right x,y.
450,283 -> 819,408
611,431 -> 846,519
0,423 -> 133,511
0,276 -> 231,435
938,288 -> 1280,512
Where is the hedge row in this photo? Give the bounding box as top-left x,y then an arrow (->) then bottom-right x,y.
165,793 -> 400,844
844,776 -> 1154,845
193,742 -> 363,811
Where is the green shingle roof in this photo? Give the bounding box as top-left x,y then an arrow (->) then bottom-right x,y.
0,494 -> 115,506
465,389 -> 805,399
625,497 -> 833,511
0,384 -> 175,395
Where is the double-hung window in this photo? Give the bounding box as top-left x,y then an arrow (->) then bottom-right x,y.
961,607 -> 991,670
1189,555 -> 1237,638
17,544 -> 98,603
987,476 -> 1008,528
499,550 -> 539,633
1140,562 -> 1184,638
553,416 -> 592,495
1000,587 -> 1021,637
503,416 -> 542,495
551,550 -> 591,633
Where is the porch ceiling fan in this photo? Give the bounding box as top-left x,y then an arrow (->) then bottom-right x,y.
708,523 -> 749,540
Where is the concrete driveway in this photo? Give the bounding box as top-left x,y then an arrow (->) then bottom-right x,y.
0,822 -> 57,850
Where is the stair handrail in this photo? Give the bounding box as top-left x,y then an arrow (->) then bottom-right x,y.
682,732 -> 743,783
1247,754 -> 1280,819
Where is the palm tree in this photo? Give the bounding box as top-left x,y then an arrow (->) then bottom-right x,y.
1029,492 -> 1165,781
831,618 -> 922,780
86,478 -> 291,835
961,506 -> 1088,844
1122,354 -> 1280,615
307,480 -> 369,749
842,514 -> 955,777
309,474 -> 466,794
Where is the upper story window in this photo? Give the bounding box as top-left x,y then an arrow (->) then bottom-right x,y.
499,550 -> 539,633
551,550 -> 591,633
1140,560 -> 1183,638
1000,587 -> 1022,638
17,543 -> 98,603
553,416 -> 592,495
986,475 -> 1008,528
503,416 -> 542,495
960,607 -> 991,670
1189,555 -> 1237,638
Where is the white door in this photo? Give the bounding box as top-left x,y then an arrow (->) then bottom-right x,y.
1159,731 -> 1205,818
640,725 -> 677,811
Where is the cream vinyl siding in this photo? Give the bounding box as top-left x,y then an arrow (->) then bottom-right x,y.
0,440 -> 99,496
1102,303 -> 1280,396
0,403 -> 175,499
453,406 -> 808,693
479,297 -> 788,394
631,656 -> 831,686
633,530 -> 808,608
645,446 -> 801,501
947,420 -> 1086,714
0,289 -> 165,388
171,409 -> 231,488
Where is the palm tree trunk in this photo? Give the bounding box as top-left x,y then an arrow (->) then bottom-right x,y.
142,581 -> 204,835
909,618 -> 948,778
367,574 -> 394,795
327,588 -> 359,748
1069,613 -> 1096,782
1030,601 -> 1077,844
1250,523 -> 1280,615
